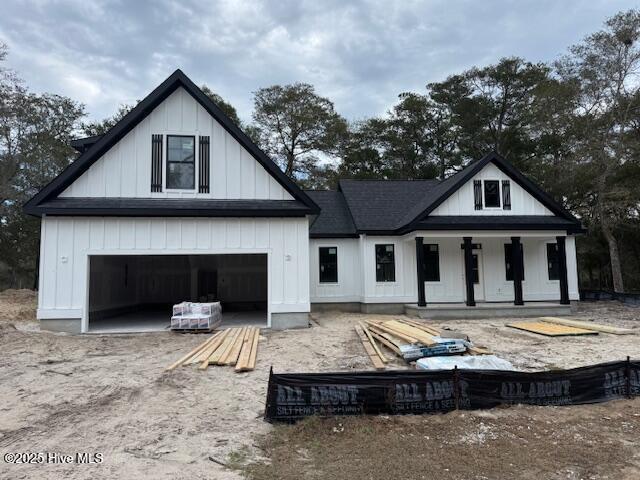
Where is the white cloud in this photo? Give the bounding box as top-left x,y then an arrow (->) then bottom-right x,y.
0,0 -> 637,124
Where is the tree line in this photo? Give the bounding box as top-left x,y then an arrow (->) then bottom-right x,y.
1,9 -> 639,292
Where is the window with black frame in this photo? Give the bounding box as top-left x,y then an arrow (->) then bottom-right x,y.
547,243 -> 560,280
375,244 -> 395,282
423,244 -> 440,282
483,180 -> 500,207
319,247 -> 338,283
166,135 -> 195,189
504,243 -> 525,281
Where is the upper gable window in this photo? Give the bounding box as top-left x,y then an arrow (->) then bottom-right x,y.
483,180 -> 500,208
167,135 -> 195,190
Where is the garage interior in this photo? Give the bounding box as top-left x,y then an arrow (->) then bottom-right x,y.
87,254 -> 268,333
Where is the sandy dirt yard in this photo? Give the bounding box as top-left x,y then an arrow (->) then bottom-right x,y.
0,290 -> 638,479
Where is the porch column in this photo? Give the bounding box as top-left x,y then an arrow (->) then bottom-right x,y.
415,237 -> 426,307
556,236 -> 570,305
511,236 -> 524,305
463,237 -> 475,306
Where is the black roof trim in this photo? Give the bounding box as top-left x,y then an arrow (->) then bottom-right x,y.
409,215 -> 585,234
28,198 -> 312,218
309,233 -> 360,239
399,151 -> 579,232
70,135 -> 103,153
24,69 -> 319,215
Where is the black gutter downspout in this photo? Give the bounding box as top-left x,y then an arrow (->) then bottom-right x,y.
511,236 -> 524,305
415,237 -> 426,307
463,237 -> 476,307
557,236 -> 570,305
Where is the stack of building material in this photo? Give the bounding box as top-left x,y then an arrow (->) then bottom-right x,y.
361,318 -> 492,365
170,302 -> 222,332
165,326 -> 260,372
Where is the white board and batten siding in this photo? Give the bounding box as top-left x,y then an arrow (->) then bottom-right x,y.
60,87 -> 292,201
432,163 -> 553,216
38,217 -> 310,331
309,236 -> 419,304
309,234 -> 579,305
309,239 -> 361,302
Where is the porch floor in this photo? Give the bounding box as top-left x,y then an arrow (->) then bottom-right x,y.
404,302 -> 574,320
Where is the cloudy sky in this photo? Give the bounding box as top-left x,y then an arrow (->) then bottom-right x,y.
0,0 -> 637,124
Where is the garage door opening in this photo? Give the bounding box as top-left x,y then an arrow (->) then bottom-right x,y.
87,254 -> 267,333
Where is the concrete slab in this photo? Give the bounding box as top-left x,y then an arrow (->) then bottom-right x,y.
87,310 -> 267,334
404,302 -> 575,320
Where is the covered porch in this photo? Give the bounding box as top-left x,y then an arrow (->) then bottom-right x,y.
405,229 -> 578,316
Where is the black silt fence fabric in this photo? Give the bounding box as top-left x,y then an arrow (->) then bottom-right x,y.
631,360 -> 640,396
265,360 -> 637,422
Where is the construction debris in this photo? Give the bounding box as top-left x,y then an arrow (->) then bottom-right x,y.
356,318 -> 492,368
165,326 -> 260,372
539,317 -> 635,335
507,321 -> 598,336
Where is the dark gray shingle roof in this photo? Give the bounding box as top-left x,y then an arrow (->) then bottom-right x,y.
338,179 -> 440,231
306,191 -> 357,237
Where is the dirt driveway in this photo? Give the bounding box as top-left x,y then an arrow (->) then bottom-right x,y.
0,290 -> 638,479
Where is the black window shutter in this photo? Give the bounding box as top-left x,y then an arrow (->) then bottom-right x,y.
502,180 -> 511,210
199,136 -> 210,193
151,134 -> 163,192
473,180 -> 482,210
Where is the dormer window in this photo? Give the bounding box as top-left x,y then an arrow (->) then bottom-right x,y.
483,180 -> 500,208
166,135 -> 195,190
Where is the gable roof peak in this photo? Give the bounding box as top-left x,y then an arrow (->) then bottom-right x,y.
398,150 -> 580,231
25,69 -> 319,216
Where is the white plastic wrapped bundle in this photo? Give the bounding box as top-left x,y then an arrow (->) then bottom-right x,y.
416,355 -> 516,371
170,301 -> 222,330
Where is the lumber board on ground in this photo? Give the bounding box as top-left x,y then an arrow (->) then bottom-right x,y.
165,332 -> 220,371
209,328 -> 241,365
384,320 -> 437,346
234,328 -> 254,372
220,326 -> 247,365
467,345 -> 493,355
507,321 -> 598,337
186,329 -> 229,365
237,327 -> 260,372
539,317 -> 634,335
355,325 -> 385,370
196,329 -> 231,369
397,318 -> 441,336
367,324 -> 402,344
368,329 -> 402,355
358,322 -> 388,363
366,321 -> 419,344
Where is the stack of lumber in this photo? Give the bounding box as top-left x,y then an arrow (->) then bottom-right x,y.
355,318 -> 492,368
165,326 -> 260,372
539,317 -> 635,335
